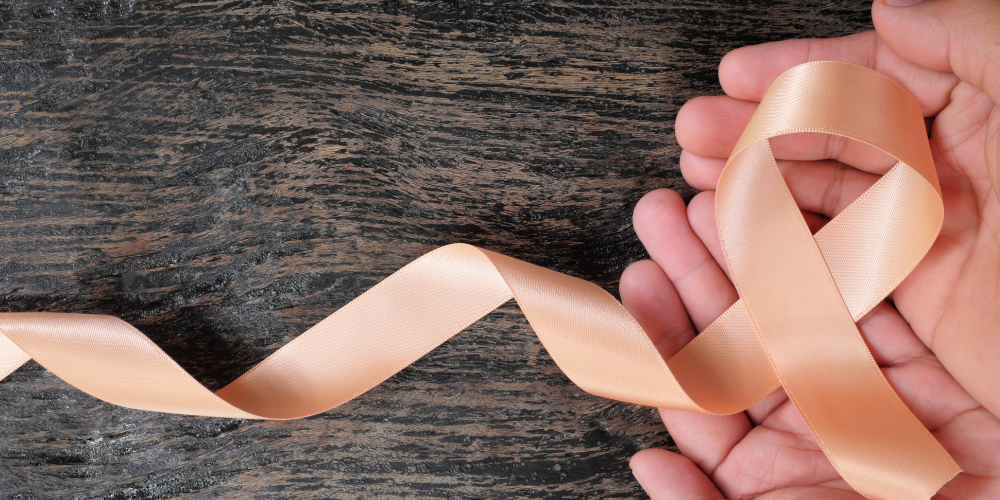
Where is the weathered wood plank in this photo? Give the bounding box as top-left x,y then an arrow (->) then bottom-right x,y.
0,0 -> 872,497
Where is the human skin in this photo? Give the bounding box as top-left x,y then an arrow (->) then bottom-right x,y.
621,0 -> 1000,498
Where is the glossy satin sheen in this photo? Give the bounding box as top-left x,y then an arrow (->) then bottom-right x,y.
0,62 -> 959,500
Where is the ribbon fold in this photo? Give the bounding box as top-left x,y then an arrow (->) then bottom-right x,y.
0,62 -> 959,500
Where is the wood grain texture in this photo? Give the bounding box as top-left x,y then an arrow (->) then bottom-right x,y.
0,0 -> 872,498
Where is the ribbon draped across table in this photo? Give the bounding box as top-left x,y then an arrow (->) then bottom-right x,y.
0,62 -> 960,499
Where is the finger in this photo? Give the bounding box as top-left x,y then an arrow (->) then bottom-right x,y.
684,193 -> 829,427
715,355 -> 976,500
744,389 -> 790,427
828,300 -> 981,431
884,355 -> 982,432
685,192 -> 826,285
873,0 -> 1000,107
870,302 -> 981,431
630,189 -> 752,475
619,261 -> 753,473
683,192 -> 800,427
924,80 -> 998,234
679,150 -> 725,191
777,159 -> 879,221
675,96 -> 757,159
620,260 -> 696,359
854,301 -> 932,366
745,302 -> 980,431
681,154 -> 879,221
686,191 -> 813,429
629,448 -> 725,500
932,407 -> 1000,495
718,30 -> 958,116
657,408 -> 752,478
632,189 -> 738,331
676,96 -> 899,173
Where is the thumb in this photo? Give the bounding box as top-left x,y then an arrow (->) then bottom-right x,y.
872,0 -> 1000,106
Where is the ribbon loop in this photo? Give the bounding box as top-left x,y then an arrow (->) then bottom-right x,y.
713,61 -> 957,500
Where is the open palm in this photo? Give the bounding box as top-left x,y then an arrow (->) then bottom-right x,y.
622,1 -> 1000,498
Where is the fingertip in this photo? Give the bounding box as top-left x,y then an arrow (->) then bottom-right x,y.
718,39 -> 801,101
630,448 -> 673,476
657,407 -> 752,476
632,187 -> 740,332
630,448 -> 725,500
675,96 -> 716,151
633,189 -> 685,241
620,259 -> 658,296
718,32 -> 882,102
619,260 -> 667,316
686,191 -> 715,221
718,45 -> 767,100
679,151 -> 725,191
620,260 -> 695,358
675,96 -> 757,158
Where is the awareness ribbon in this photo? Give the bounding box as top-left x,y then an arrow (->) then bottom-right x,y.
0,62 -> 960,499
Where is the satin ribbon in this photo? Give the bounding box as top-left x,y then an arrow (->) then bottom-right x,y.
0,61 -> 960,499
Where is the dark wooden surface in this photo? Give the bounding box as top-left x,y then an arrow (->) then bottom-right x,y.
0,1 -> 872,498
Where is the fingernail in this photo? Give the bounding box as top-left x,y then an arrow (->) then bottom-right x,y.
884,0 -> 924,6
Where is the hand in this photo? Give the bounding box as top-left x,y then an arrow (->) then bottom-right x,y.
621,0 -> 1000,498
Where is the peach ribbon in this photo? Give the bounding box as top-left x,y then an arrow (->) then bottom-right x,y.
0,61 -> 959,499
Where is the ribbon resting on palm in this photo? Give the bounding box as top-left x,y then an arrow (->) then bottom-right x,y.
0,62 -> 960,499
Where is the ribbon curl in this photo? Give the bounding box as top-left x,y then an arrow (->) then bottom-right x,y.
0,62 -> 959,500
